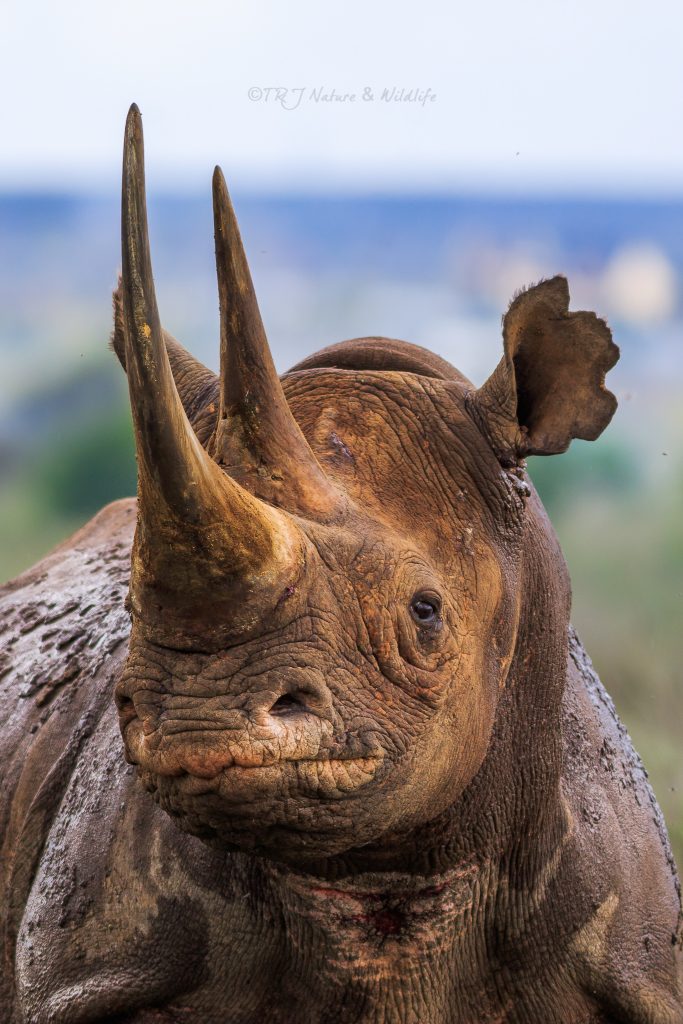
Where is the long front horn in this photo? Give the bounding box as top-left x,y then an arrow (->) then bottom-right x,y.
121,105 -> 299,636
211,167 -> 338,518
112,280 -> 220,446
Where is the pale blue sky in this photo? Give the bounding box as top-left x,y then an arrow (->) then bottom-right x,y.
1,0 -> 682,192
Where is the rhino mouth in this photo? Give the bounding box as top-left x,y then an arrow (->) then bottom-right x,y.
135,752 -> 386,848
123,711 -> 385,798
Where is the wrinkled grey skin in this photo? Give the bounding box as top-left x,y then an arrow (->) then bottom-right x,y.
0,106 -> 681,1024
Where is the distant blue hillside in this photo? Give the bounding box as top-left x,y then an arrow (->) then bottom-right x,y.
1,191 -> 681,437
3,193 -> 683,285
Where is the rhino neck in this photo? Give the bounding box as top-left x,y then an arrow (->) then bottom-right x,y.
260,855 -> 498,1020
452,490 -> 572,860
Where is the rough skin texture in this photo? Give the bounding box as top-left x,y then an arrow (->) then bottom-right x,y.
0,105 -> 680,1023
0,339 -> 681,1023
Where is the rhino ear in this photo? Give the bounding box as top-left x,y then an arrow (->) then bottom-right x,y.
467,276 -> 619,464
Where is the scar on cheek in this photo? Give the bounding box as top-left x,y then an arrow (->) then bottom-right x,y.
277,584 -> 297,605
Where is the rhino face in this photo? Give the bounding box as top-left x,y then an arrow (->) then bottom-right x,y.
117,382 -> 520,858
114,106 -> 618,863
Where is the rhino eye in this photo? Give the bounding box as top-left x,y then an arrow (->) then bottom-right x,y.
410,592 -> 442,626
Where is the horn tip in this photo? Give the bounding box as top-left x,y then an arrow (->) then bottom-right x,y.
126,103 -> 141,131
212,165 -> 228,195
124,104 -> 143,152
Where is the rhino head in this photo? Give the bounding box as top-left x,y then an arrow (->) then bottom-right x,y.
114,105 -> 619,868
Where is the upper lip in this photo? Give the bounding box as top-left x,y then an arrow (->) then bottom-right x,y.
123,715 -> 381,777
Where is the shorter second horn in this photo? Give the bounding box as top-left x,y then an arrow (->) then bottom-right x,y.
211,167 -> 338,519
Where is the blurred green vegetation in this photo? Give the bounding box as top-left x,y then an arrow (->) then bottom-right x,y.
36,406 -> 136,518
0,364 -> 681,867
0,361 -> 136,580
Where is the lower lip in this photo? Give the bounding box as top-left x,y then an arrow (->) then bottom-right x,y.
197,756 -> 381,779
151,757 -> 383,799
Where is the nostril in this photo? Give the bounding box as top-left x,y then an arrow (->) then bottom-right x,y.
115,690 -> 130,711
269,691 -> 311,718
115,691 -> 137,725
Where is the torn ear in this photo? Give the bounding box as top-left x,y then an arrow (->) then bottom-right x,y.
111,279 -> 220,446
467,276 -> 619,464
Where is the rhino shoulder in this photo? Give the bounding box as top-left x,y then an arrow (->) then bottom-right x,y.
0,499 -> 134,1016
0,497 -> 134,721
561,627 -> 682,1021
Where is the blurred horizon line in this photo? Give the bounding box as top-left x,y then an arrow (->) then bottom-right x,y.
3,184 -> 683,203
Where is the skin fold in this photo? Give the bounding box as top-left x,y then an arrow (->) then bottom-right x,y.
0,107 -> 680,1023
